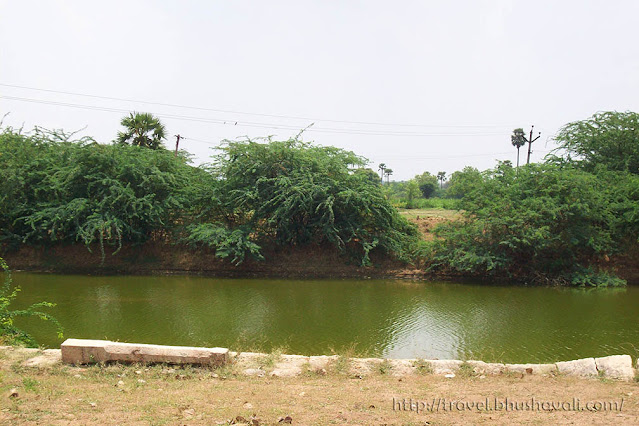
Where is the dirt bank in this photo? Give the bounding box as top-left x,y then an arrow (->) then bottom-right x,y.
1,241 -> 431,280
1,346 -> 637,425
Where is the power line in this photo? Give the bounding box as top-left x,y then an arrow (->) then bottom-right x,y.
0,95 -> 508,137
0,82 -> 516,130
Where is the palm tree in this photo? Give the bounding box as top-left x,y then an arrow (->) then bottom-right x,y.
378,163 -> 386,184
117,112 -> 166,149
384,168 -> 393,184
511,128 -> 527,168
437,171 -> 446,189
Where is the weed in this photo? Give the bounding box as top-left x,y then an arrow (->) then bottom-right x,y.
377,359 -> 393,375
457,362 -> 476,378
22,377 -> 39,392
412,359 -> 433,375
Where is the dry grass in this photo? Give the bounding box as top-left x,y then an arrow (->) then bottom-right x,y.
0,349 -> 637,425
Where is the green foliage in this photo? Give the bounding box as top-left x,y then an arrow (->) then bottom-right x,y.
428,162 -> 626,286
414,172 -> 438,198
554,111 -> 639,174
185,223 -> 263,265
0,127 -> 205,262
0,256 -> 63,346
116,112 -> 166,149
446,166 -> 483,199
206,137 -> 420,265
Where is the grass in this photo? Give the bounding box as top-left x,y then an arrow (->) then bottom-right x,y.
412,359 -> 433,375
393,197 -> 459,211
0,348 -> 637,424
377,359 -> 393,375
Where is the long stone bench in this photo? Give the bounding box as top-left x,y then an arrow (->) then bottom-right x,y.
61,339 -> 229,366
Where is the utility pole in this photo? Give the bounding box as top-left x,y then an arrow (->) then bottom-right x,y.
174,134 -> 183,157
525,126 -> 541,165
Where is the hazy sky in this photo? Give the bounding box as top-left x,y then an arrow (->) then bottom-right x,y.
2,0 -> 639,180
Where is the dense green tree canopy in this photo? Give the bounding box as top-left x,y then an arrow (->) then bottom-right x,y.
554,111 -> 639,174
192,137 -> 419,264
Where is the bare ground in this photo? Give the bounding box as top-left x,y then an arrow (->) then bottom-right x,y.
1,347 -> 637,425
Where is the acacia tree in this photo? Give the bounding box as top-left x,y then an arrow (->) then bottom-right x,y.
116,112 -> 166,149
554,111 -> 639,174
511,128 -> 527,168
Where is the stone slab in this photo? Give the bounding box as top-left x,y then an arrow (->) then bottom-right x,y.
23,349 -> 62,368
429,359 -> 462,375
389,359 -> 415,376
308,355 -> 338,369
505,363 -> 557,375
595,355 -> 635,381
466,360 -> 505,375
556,357 -> 597,377
61,339 -> 228,366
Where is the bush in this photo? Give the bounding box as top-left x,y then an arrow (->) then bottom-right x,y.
0,257 -> 63,346
428,162 -> 625,286
201,137 -> 420,265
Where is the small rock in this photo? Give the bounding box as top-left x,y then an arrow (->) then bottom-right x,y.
243,402 -> 253,409
73,374 -> 82,378
298,392 -> 305,397
89,402 -> 97,408
183,408 -> 195,419
137,379 -> 146,384
315,368 -> 327,376
135,370 -> 142,375
117,380 -> 125,387
479,375 -> 486,379
444,373 -> 455,378
8,388 -> 18,398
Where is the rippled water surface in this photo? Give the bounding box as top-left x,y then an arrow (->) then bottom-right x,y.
11,273 -> 639,363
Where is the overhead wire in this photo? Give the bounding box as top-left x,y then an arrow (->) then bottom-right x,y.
0,82 -> 516,129
0,94 -> 509,137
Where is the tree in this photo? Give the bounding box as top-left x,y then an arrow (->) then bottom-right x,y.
554,111 -> 639,174
116,112 -> 167,149
414,172 -> 438,198
511,128 -> 527,168
437,171 -> 446,189
429,163 -> 625,286
447,167 -> 482,199
378,163 -> 386,184
406,180 -> 420,208
384,168 -> 393,184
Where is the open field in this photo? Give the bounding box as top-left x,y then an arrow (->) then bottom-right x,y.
1,347 -> 637,425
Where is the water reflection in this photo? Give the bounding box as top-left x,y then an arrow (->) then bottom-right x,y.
11,273 -> 639,363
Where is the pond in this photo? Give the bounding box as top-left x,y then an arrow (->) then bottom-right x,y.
11,273 -> 639,363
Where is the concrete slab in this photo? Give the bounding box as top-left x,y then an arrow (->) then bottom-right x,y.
61,339 -> 228,366
556,357 -> 597,377
429,359 -> 462,375
505,363 -> 557,375
23,349 -> 62,368
466,360 -> 505,375
595,355 -> 635,381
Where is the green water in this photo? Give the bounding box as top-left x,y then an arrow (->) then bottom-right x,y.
11,273 -> 639,363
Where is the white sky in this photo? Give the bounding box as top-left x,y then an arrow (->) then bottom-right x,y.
2,0 -> 639,180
